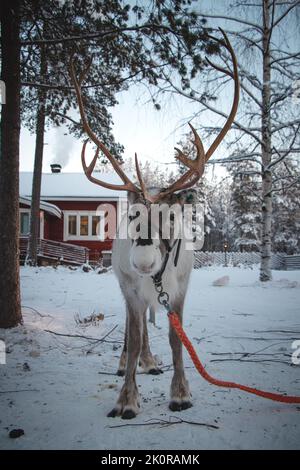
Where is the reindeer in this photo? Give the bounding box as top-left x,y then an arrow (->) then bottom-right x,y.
70,30 -> 239,419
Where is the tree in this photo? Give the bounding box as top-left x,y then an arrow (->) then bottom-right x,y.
20,1 -> 128,265
204,177 -> 232,251
1,0 -> 217,324
272,157 -> 300,253
20,0 -> 214,265
157,0 -> 300,280
228,157 -> 261,252
0,0 -> 23,327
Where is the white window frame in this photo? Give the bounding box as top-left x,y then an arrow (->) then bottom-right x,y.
63,210 -> 105,241
19,208 -> 45,238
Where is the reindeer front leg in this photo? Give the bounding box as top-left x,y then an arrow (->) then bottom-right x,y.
117,308 -> 163,376
108,305 -> 143,419
139,310 -> 163,375
168,300 -> 192,411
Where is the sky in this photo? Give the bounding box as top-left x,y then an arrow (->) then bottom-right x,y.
19,0 -> 229,177
19,0 -> 299,180
20,84 -> 204,173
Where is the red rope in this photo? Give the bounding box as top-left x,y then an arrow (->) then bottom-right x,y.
168,311 -> 300,404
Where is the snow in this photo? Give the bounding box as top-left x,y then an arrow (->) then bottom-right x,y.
0,266 -> 300,450
19,172 -> 130,199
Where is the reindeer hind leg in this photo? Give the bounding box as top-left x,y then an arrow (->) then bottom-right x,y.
117,310 -> 128,376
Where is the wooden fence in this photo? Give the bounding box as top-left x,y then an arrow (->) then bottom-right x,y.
284,254 -> 300,270
194,251 -> 296,270
20,237 -> 89,266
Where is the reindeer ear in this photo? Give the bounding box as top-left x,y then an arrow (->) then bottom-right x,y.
176,189 -> 198,205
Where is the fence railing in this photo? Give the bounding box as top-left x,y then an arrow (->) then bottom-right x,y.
20,237 -> 89,266
194,251 -> 291,269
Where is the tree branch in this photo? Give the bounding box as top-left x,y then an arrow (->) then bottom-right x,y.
272,0 -> 300,29
198,13 -> 263,31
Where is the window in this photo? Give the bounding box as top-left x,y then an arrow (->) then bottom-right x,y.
92,216 -> 101,236
80,216 -> 89,236
19,209 -> 44,238
68,215 -> 77,236
64,211 -> 105,241
20,210 -> 30,235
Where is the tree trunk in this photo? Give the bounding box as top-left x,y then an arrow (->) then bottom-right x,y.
260,0 -> 272,282
0,0 -> 22,328
27,46 -> 47,266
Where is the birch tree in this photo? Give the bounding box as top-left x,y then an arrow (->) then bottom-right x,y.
157,0 -> 300,280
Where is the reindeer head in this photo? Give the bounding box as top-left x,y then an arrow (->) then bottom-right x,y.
125,187 -> 198,276
69,29 -> 239,277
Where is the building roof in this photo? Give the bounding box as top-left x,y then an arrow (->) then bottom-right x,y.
20,171 -> 129,200
20,196 -> 62,218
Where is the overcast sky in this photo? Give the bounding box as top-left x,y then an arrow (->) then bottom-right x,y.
19,0 -> 229,177
19,0 -> 299,180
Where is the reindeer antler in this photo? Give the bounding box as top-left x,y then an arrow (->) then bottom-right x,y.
158,28 -> 239,199
69,28 -> 239,203
69,55 -> 141,195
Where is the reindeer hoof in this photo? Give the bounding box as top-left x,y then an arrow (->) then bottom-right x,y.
169,400 -> 193,412
122,409 -> 136,420
181,400 -> 193,410
107,408 -> 119,418
117,369 -> 125,377
148,368 -> 163,375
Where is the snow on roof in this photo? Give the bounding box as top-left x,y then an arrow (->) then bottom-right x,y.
20,172 -> 130,200
20,196 -> 62,218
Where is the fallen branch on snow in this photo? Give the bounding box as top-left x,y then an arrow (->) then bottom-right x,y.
0,389 -> 40,394
44,325 -> 122,344
22,305 -> 53,318
107,416 -> 219,430
210,358 -> 292,366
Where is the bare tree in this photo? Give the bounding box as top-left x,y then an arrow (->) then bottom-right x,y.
158,0 -> 300,280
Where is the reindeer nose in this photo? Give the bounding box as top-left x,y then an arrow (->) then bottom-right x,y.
135,237 -> 153,247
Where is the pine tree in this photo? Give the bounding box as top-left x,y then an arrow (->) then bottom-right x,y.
20,0 -> 213,265
205,178 -> 232,252
229,159 -> 261,252
272,159 -> 300,254
0,0 -> 23,328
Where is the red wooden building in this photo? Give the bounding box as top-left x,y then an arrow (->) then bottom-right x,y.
19,165 -> 126,265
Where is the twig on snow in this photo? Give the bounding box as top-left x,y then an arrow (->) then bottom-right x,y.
22,305 -> 53,318
210,358 -> 291,366
44,325 -> 122,344
0,389 -> 40,394
107,416 -> 219,430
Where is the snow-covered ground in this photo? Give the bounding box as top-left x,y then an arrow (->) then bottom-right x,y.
0,265 -> 300,450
